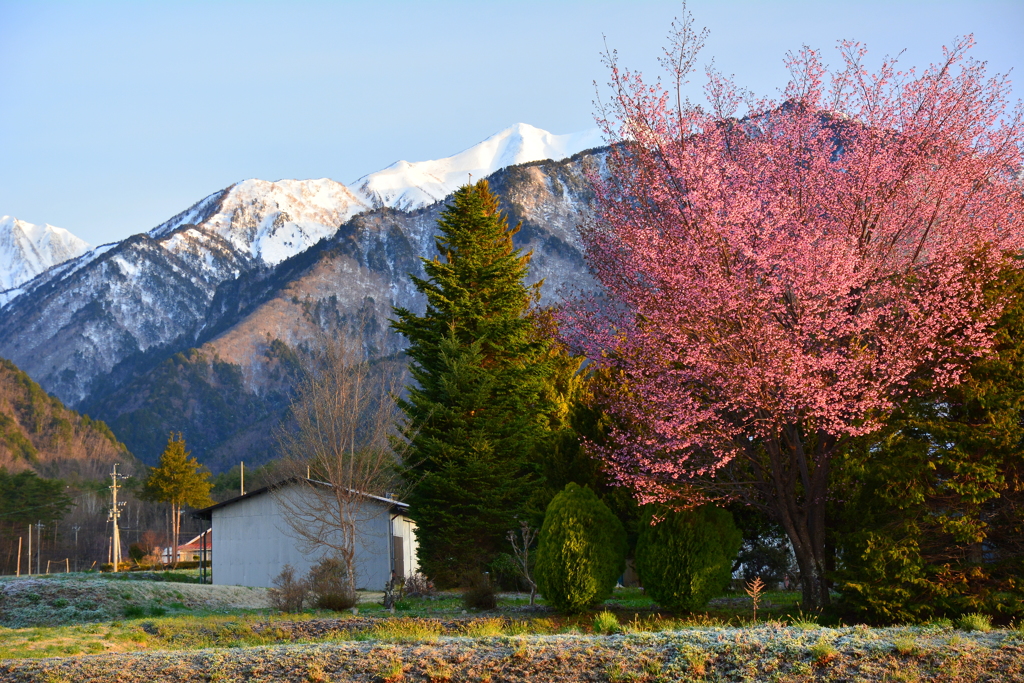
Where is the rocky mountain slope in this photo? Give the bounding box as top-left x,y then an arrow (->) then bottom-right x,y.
0,125 -> 606,467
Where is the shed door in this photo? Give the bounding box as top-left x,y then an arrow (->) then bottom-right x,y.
392,536 -> 404,578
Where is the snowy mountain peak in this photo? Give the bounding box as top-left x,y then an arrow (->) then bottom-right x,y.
146,125 -> 602,268
353,123 -> 604,211
0,124 -> 601,299
0,216 -> 92,290
150,178 -> 368,268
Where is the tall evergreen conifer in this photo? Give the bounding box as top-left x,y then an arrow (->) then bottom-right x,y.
392,180 -> 551,585
141,433 -> 213,567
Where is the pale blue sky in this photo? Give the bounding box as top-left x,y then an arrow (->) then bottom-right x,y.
1,1 -> 1021,246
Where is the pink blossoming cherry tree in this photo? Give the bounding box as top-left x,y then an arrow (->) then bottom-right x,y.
561,11 -> 1024,607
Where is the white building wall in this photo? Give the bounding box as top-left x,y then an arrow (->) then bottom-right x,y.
393,515 -> 419,578
211,483 -> 417,589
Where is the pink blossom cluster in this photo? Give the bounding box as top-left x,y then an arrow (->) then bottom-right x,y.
563,35 -> 1024,504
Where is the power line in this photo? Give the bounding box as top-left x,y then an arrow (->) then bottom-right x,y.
0,491 -> 93,518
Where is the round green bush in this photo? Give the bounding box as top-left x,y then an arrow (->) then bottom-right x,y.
535,483 -> 626,614
635,505 -> 742,612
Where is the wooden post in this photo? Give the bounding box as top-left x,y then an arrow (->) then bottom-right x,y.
27,525 -> 31,576
16,537 -> 21,577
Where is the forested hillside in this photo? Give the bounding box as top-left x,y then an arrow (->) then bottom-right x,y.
0,357 -> 134,480
85,344 -> 299,469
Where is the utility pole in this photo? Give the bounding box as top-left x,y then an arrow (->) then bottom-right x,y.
107,464 -> 128,572
240,461 -> 245,496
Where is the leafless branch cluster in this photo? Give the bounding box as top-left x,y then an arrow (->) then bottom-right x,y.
507,519 -> 539,606
274,329 -> 407,598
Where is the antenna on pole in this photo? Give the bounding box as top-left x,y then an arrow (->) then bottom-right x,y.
107,464 -> 130,572
35,521 -> 44,575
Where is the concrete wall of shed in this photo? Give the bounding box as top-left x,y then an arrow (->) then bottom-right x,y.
211,484 -> 418,589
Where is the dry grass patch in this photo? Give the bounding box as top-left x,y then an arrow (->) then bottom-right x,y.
377,656 -> 405,682
424,661 -> 454,682
463,618 -> 505,638
366,618 -> 442,643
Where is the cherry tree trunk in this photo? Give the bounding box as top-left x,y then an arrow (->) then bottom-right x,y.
755,433 -> 833,609
786,509 -> 831,608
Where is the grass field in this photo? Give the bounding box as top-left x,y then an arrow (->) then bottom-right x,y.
0,573 -> 1021,681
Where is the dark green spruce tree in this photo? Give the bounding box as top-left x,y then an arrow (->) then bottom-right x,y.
833,266 -> 1024,623
392,180 -> 552,586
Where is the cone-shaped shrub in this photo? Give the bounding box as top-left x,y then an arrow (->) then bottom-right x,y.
635,505 -> 742,612
535,483 -> 626,614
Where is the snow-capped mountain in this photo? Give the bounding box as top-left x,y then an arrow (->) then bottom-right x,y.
0,124 -> 600,294
353,123 -> 604,210
0,123 -> 607,428
0,216 -> 91,290
150,178 -> 369,268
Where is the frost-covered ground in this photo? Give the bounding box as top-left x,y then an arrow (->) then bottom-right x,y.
0,573 -> 269,628
1,576 -> 1020,681
1,625 -> 1020,682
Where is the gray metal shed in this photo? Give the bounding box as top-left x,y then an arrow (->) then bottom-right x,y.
194,477 -> 418,590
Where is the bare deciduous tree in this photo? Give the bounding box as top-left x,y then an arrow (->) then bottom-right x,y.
274,330 -> 406,601
507,519 -> 539,606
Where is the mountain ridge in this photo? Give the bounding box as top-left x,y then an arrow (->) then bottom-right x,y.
0,126 -> 608,469
0,356 -> 134,480
0,123 -> 603,298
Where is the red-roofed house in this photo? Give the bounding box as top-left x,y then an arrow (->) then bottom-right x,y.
162,528 -> 212,564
